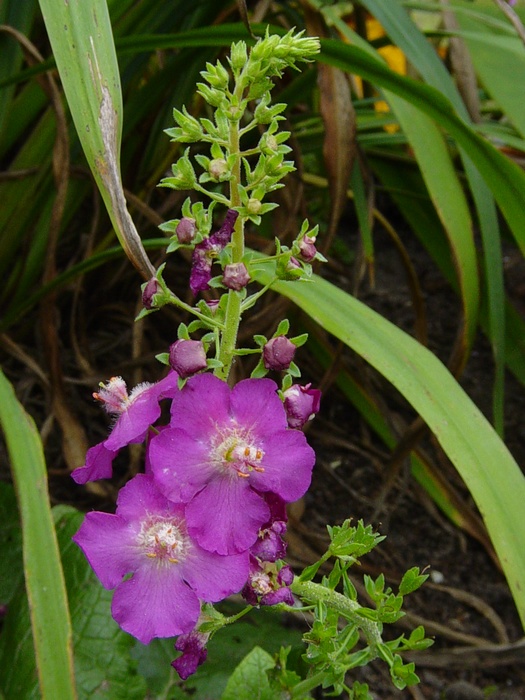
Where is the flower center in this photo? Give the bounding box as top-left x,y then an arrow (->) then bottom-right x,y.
251,571 -> 273,596
138,517 -> 188,564
94,376 -> 152,415
214,429 -> 265,479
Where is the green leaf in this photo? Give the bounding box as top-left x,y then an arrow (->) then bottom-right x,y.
38,0 -> 154,279
252,262 -> 525,631
221,646 -> 276,700
0,370 -> 76,699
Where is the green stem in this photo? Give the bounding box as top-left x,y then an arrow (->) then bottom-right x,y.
289,579 -> 383,649
216,80 -> 245,382
290,671 -> 327,698
166,293 -> 224,329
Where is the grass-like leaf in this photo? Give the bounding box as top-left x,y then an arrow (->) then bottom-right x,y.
0,371 -> 76,699
38,0 -> 154,279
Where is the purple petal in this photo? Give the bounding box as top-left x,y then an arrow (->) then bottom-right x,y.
71,443 -> 117,484
105,372 -> 178,451
252,430 -> 315,501
72,512 -> 138,589
182,547 -> 249,601
261,587 -> 295,606
190,245 -> 213,295
169,373 -> 231,436
186,477 -> 269,555
210,209 -> 238,248
230,378 -> 288,435
115,472 -> 186,521
105,398 -> 158,451
172,632 -> 208,680
112,567 -> 200,644
149,428 -> 215,503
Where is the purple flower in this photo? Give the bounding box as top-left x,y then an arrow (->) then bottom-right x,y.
169,340 -> 207,379
263,336 -> 296,371
172,631 -> 209,680
72,474 -> 249,644
190,210 -> 238,295
222,262 -> 250,291
148,373 -> 315,556
72,372 -> 178,484
282,383 -> 321,429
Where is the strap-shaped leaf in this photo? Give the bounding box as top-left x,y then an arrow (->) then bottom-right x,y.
38,0 -> 154,278
0,370 -> 76,699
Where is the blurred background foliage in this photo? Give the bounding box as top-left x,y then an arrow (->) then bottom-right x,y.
2,0 -> 525,696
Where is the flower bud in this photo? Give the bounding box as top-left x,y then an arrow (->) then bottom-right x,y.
222,262 -> 250,291
298,235 -> 317,263
282,383 -> 321,429
246,198 -> 262,215
169,339 -> 207,379
209,158 -> 228,180
176,217 -> 196,244
263,336 -> 296,371
142,277 -> 161,310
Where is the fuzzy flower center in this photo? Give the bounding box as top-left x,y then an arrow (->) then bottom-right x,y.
213,429 -> 265,479
137,517 -> 188,565
94,376 -> 153,415
251,571 -> 273,596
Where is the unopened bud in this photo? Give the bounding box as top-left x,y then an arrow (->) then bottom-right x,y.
263,336 -> 296,371
247,198 -> 262,215
176,217 -> 196,244
298,236 -> 317,262
209,158 -> 228,180
169,339 -> 207,379
223,262 -> 250,291
142,278 -> 161,310
282,383 -> 321,429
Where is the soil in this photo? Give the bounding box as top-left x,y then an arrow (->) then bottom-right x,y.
1,205 -> 525,700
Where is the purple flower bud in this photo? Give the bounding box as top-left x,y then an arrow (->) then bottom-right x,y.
142,278 -> 161,310
298,236 -> 317,263
169,339 -> 207,379
263,336 -> 296,371
176,217 -> 196,244
172,631 -> 209,680
223,262 -> 250,291
283,383 -> 321,429
277,564 -> 294,587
